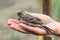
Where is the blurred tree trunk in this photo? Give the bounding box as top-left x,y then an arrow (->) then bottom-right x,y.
42,0 -> 53,40
43,0 -> 51,17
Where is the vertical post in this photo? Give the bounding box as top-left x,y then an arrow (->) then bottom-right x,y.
42,0 -> 53,40
43,0 -> 51,17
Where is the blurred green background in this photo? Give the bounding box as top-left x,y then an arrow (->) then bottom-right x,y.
0,0 -> 60,40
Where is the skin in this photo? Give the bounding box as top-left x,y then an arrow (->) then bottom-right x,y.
6,12 -> 60,35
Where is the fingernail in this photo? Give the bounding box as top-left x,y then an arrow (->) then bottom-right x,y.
7,21 -> 12,24
10,25 -> 14,27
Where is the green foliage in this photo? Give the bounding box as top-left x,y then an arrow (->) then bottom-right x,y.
10,30 -> 21,40
52,0 -> 60,22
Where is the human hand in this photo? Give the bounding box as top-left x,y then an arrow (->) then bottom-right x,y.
6,12 -> 59,35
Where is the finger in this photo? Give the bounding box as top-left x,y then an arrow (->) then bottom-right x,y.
7,19 -> 20,24
19,23 -> 47,35
10,24 -> 30,34
7,20 -> 30,34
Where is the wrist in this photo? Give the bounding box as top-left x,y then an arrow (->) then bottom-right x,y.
54,21 -> 60,36
56,22 -> 60,35
45,20 -> 60,35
